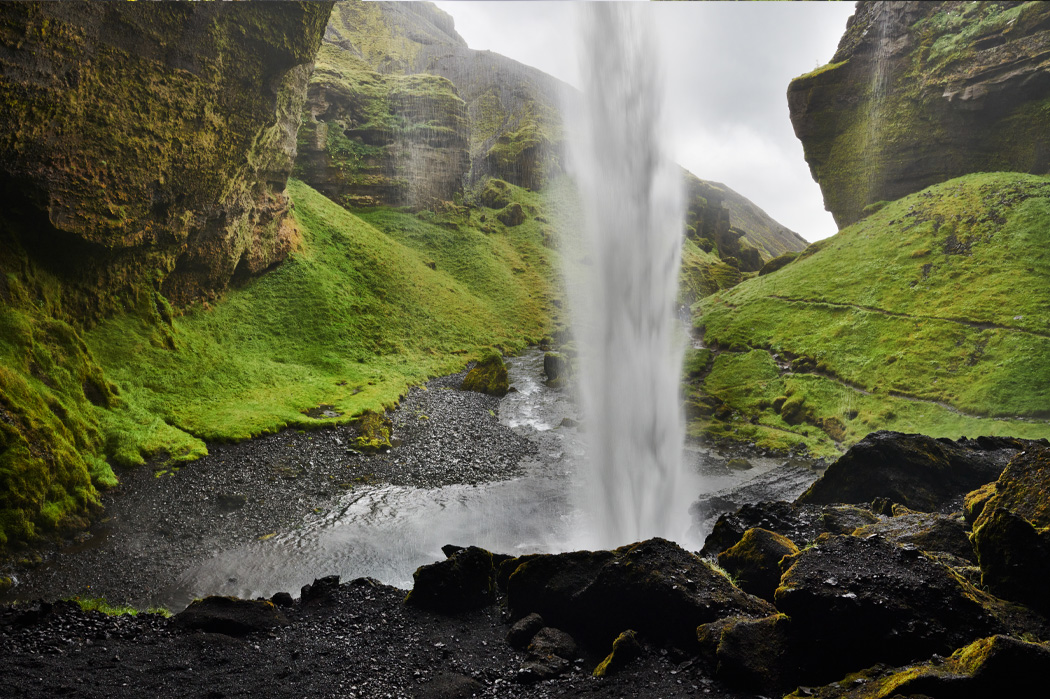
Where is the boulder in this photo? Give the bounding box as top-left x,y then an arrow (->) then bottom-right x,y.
300,575 -> 342,604
592,629 -> 642,678
717,528 -> 798,602
496,202 -> 526,227
700,500 -> 863,558
854,511 -> 975,563
354,410 -> 393,453
773,534 -> 998,682
971,447 -> 1050,613
460,351 -> 509,397
479,178 -> 513,209
528,627 -> 577,661
963,481 -> 997,525
543,352 -> 570,384
506,612 -> 545,650
404,545 -> 497,612
784,635 -> 1050,699
796,431 -> 1012,512
173,596 -> 289,636
505,537 -> 774,650
700,613 -> 798,694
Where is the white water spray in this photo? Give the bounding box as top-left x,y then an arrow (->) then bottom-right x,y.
567,4 -> 694,549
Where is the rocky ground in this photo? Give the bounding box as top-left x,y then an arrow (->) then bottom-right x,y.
5,360 -> 1049,698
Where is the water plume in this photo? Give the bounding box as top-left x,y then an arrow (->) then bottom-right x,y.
566,3 -> 694,549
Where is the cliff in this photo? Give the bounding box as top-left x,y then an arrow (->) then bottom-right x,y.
0,2 -> 332,551
301,1 -> 805,268
789,1 -> 1050,228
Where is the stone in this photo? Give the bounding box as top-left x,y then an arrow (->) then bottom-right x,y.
404,545 -> 496,612
173,597 -> 289,636
796,431 -> 1013,512
854,511 -> 975,563
415,672 -> 484,699
354,411 -> 393,453
543,352 -> 570,383
528,627 -> 577,661
784,635 -> 1050,699
300,575 -> 341,604
506,612 -> 544,650
963,481 -> 997,525
506,537 -> 774,650
460,352 -> 509,397
717,528 -> 799,601
700,501 -> 826,558
496,202 -> 526,227
592,629 -> 642,677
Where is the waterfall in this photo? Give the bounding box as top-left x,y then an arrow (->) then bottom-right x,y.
865,2 -> 892,205
566,3 -> 694,549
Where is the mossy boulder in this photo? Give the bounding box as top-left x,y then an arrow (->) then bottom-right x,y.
479,178 -> 513,209
964,481 -> 997,525
495,202 -> 526,227
353,410 -> 392,453
592,629 -> 641,678
404,545 -> 497,612
173,596 -> 289,637
699,613 -> 798,694
717,528 -> 799,601
505,537 -> 774,650
854,510 -> 976,562
543,351 -> 570,385
785,635 -> 1050,699
461,351 -> 509,397
797,431 -> 1013,511
758,251 -> 800,276
970,447 -> 1050,612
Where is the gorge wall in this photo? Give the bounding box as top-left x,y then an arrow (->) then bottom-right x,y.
0,2 -> 332,550
789,1 -> 1050,228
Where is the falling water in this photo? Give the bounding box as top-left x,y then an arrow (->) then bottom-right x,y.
865,2 -> 893,205
567,4 -> 694,549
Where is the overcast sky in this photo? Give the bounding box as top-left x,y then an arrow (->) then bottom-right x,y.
432,1 -> 857,241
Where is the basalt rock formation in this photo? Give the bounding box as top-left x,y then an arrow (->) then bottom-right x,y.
789,1 -> 1050,228
0,1 -> 332,550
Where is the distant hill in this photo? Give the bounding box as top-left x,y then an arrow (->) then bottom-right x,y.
689,172 -> 1050,457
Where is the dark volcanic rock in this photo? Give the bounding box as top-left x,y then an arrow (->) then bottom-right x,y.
789,1 -> 1050,227
173,596 -> 289,636
592,629 -> 642,678
796,431 -> 1016,511
506,537 -> 774,650
854,510 -> 976,562
506,612 -> 545,650
405,545 -> 496,612
786,635 -> 1050,699
717,528 -> 799,601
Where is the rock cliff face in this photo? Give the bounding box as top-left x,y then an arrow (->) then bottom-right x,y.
789,1 -> 1050,228
303,1 -> 805,266
0,2 -> 331,551
0,1 -> 332,313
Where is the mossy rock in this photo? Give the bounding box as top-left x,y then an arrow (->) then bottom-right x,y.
354,410 -> 392,453
461,351 -> 509,397
717,527 -> 799,601
404,545 -> 497,612
758,251 -> 800,276
479,178 -> 513,209
963,481 -> 998,525
972,507 -> 1050,614
496,202 -> 526,227
592,629 -> 641,678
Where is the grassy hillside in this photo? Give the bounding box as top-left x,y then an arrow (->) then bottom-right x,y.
1,179 -> 558,551
690,172 -> 1050,457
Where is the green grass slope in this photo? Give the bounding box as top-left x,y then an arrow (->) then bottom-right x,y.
0,178 -> 557,553
691,172 -> 1050,457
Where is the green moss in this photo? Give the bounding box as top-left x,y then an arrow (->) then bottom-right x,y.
592,629 -> 641,677
692,173 -> 1050,456
69,596 -> 172,618
461,350 -> 510,397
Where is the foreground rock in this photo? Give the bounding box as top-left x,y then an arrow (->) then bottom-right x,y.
461,351 -> 510,396
505,537 -> 774,650
796,432 -> 1027,511
787,635 -> 1050,699
971,446 -> 1050,614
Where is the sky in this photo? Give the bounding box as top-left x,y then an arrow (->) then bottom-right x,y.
431,1 -> 857,241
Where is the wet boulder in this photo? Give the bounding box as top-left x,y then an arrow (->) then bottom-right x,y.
698,613 -> 799,694
774,534 -> 998,679
506,612 -> 545,650
796,431 -> 1013,511
716,528 -> 799,601
543,351 -> 570,385
964,481 -> 997,525
971,447 -> 1050,613
404,545 -> 497,612
173,596 -> 289,636
505,537 -> 774,650
784,635 -> 1050,699
854,510 -> 975,562
461,351 -> 509,397
592,629 -> 642,677
354,410 -> 393,453
700,500 -> 825,557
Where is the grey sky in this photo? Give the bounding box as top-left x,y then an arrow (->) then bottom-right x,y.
432,1 -> 857,241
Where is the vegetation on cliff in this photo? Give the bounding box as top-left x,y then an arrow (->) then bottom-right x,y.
690,172 -> 1050,457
